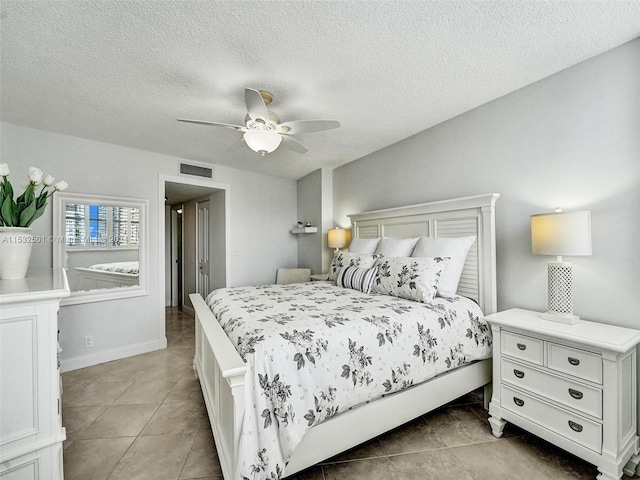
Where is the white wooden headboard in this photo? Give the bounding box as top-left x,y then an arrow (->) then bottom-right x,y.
348,193 -> 500,314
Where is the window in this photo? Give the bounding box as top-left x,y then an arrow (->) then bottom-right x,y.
112,206 -> 140,246
88,205 -> 107,246
65,204 -> 140,249
65,203 -> 86,247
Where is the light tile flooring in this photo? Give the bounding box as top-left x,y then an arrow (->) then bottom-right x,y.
62,307 -> 636,480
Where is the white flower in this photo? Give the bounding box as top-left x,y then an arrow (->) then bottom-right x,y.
28,166 -> 43,185
0,164 -> 68,227
54,180 -> 68,191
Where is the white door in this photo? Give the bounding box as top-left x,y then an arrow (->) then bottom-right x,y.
196,199 -> 210,296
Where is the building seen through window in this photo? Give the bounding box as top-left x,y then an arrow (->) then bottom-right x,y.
65,204 -> 139,249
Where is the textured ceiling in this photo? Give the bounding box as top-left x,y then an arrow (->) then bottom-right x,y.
2,1 -> 640,180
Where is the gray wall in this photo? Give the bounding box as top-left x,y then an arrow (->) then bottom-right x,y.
1,122 -> 298,370
182,198 -> 198,310
210,190 -> 227,291
296,168 -> 334,274
333,38 -> 640,330
296,169 -> 322,272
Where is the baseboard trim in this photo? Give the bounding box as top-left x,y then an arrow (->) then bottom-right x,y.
60,337 -> 168,373
182,305 -> 195,317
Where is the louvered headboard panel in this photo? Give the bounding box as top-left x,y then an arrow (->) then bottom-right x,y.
348,193 -> 500,315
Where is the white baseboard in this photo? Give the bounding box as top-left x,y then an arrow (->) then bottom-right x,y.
60,337 -> 168,373
181,305 -> 195,317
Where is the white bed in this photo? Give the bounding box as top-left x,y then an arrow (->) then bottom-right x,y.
190,193 -> 500,479
75,261 -> 139,290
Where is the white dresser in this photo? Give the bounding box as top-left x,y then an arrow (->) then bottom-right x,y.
0,269 -> 70,480
487,308 -> 640,480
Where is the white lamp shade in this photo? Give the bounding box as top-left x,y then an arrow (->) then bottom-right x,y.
327,228 -> 347,249
243,130 -> 282,155
531,210 -> 592,256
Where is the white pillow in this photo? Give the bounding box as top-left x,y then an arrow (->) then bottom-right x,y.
411,236 -> 476,298
348,238 -> 381,254
328,251 -> 380,281
374,237 -> 419,257
374,256 -> 449,303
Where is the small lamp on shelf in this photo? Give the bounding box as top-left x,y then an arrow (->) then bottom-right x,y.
327,227 -> 347,253
531,210 -> 592,324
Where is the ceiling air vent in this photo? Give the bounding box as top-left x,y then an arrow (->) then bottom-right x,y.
179,161 -> 213,179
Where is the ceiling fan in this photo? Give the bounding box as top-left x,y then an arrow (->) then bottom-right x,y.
177,88 -> 340,156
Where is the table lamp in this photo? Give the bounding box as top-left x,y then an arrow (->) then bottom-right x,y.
327,227 -> 347,253
531,210 -> 591,324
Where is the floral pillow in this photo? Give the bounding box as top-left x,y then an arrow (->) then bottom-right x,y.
328,251 -> 380,281
374,256 -> 450,303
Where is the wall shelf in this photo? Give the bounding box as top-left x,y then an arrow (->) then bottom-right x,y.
291,226 -> 317,234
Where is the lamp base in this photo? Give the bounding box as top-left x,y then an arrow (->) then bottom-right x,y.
541,311 -> 580,325
545,260 -> 579,324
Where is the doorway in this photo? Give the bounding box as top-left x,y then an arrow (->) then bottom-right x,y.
159,174 -> 230,319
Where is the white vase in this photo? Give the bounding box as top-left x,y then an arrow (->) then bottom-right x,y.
0,227 -> 34,280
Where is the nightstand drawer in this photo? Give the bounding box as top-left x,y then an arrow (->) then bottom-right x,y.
501,358 -> 602,418
501,331 -> 543,365
548,343 -> 602,384
501,384 -> 602,453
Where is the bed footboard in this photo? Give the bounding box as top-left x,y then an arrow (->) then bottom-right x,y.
283,358 -> 492,477
75,267 -> 138,290
190,292 -> 492,479
190,293 -> 245,480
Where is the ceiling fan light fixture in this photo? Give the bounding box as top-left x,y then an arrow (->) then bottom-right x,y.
243,129 -> 282,156
179,87 -> 339,155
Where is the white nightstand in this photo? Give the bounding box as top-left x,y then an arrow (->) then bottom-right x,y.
310,273 -> 328,281
486,308 -> 640,480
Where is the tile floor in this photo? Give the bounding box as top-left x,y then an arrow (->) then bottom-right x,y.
62,307 -> 635,480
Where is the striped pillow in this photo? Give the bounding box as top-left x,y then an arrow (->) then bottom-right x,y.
336,266 -> 378,294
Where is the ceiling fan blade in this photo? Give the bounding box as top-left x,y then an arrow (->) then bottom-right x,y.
245,88 -> 270,123
177,118 -> 246,131
280,135 -> 308,154
279,119 -> 340,135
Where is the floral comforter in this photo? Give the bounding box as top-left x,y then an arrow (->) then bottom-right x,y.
205,282 -> 492,480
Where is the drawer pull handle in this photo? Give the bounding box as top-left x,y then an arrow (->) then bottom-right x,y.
569,389 -> 583,400
513,397 -> 525,407
568,357 -> 580,366
513,369 -> 525,379
568,420 -> 583,433
516,343 -> 527,351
